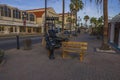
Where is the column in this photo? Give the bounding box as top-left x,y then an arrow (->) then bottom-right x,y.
13,27 -> 15,33
118,28 -> 120,48
31,27 -> 34,33
110,23 -> 115,43
41,26 -> 44,33
26,27 -> 28,33
4,26 -> 9,34
17,26 -> 20,33
11,8 -> 13,19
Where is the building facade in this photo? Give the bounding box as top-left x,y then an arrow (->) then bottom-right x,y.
0,4 -> 39,35
109,14 -> 120,50
27,7 -> 59,33
0,4 -> 74,35
58,13 -> 75,30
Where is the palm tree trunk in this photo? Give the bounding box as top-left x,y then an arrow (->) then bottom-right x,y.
76,12 -> 77,26
62,0 -> 65,31
101,0 -> 110,50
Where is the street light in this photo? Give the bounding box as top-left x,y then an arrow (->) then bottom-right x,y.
16,11 -> 27,49
22,12 -> 27,32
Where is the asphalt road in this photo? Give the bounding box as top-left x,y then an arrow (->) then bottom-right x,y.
0,36 -> 42,50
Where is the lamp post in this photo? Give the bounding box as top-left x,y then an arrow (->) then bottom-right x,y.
22,12 -> 27,32
16,12 -> 27,50
16,34 -> 20,49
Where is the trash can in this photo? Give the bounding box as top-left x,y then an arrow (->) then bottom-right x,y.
23,38 -> 32,50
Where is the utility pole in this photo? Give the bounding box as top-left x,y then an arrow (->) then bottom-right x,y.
62,0 -> 65,31
44,0 -> 47,35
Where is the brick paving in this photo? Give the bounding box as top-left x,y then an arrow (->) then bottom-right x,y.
0,33 -> 120,80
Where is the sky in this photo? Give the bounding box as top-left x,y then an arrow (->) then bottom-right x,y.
0,0 -> 120,24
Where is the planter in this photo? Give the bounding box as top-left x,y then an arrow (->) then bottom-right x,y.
0,49 -> 4,63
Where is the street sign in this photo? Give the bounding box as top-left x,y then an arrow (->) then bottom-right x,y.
46,17 -> 59,21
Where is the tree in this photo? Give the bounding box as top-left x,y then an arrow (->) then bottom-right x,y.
89,0 -> 110,50
70,0 -> 84,26
90,17 -> 97,26
90,16 -> 103,36
84,15 -> 90,28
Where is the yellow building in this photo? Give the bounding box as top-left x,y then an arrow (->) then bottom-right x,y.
58,13 -> 75,30
26,7 -> 59,33
0,4 -> 39,35
0,4 -> 74,35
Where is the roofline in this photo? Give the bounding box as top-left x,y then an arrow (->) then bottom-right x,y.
26,7 -> 53,11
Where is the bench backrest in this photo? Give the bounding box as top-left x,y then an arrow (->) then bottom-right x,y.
62,41 -> 88,51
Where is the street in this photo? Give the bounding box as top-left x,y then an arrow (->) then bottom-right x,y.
0,33 -> 120,80
0,36 -> 42,50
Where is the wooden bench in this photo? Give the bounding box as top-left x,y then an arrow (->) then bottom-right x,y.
62,41 -> 88,62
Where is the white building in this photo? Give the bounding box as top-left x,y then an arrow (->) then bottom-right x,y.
109,14 -> 120,50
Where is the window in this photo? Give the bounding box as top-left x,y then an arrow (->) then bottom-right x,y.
0,26 -> 4,31
13,9 -> 21,19
0,6 -> 11,17
10,27 -> 13,32
4,6 -> 8,17
18,11 -> 21,19
30,14 -> 35,21
1,7 -> 4,16
8,8 -> 11,17
26,13 -> 29,20
13,10 -> 16,18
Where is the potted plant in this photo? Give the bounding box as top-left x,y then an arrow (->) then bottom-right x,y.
0,49 -> 4,63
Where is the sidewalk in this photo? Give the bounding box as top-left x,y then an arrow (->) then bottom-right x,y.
0,33 -> 120,80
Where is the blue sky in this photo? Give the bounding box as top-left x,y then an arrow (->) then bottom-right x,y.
1,0 -> 120,23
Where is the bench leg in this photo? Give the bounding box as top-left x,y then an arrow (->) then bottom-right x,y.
62,51 -> 67,59
42,37 -> 46,47
48,50 -> 50,57
80,51 -> 84,62
80,53 -> 84,62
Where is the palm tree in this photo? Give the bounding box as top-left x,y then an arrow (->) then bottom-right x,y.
89,0 -> 111,49
84,15 -> 90,28
69,0 -> 84,26
98,16 -> 103,26
90,17 -> 97,26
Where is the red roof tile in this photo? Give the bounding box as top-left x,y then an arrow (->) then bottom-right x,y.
32,11 -> 45,18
